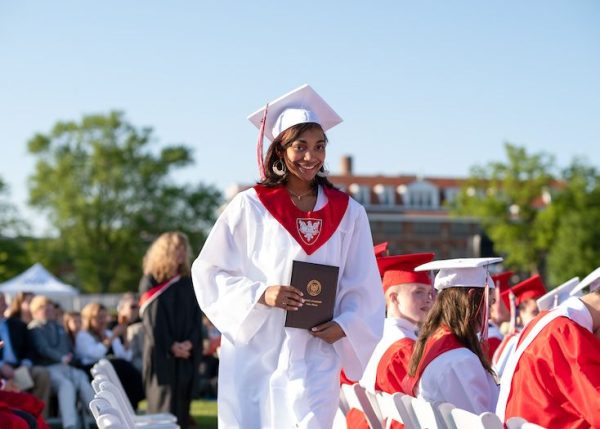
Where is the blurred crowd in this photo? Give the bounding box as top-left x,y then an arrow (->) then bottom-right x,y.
0,289 -> 220,428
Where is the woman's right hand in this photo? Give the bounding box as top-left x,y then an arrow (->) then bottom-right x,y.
259,285 -> 304,311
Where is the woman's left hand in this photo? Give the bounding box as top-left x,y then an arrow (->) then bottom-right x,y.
310,321 -> 346,344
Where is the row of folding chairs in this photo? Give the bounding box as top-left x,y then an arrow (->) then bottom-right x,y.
339,383 -> 545,429
88,358 -> 180,429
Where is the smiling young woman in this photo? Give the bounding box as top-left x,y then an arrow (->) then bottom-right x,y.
191,84 -> 385,428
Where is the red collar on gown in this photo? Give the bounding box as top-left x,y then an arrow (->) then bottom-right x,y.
402,325 -> 463,396
254,184 -> 349,255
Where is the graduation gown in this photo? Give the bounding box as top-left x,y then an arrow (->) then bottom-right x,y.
492,332 -> 519,379
192,185 -> 385,429
347,318 -> 417,429
140,274 -> 203,429
404,326 -> 499,414
497,297 -> 600,428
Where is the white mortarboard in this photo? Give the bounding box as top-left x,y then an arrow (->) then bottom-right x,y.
414,257 -> 503,292
536,277 -> 580,311
569,267 -> 600,296
248,84 -> 343,142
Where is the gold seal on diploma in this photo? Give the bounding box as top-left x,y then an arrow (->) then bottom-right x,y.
307,280 -> 322,296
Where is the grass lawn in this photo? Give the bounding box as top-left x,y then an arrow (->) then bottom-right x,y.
190,400 -> 218,428
138,399 -> 218,428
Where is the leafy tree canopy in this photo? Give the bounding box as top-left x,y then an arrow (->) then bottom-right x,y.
27,111 -> 221,293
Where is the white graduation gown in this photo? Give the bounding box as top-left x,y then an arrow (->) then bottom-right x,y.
192,187 -> 385,429
493,333 -> 519,380
360,317 -> 417,393
417,348 -> 499,414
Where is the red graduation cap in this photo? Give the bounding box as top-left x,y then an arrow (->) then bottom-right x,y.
492,271 -> 514,309
503,274 -> 547,306
377,253 -> 435,293
374,242 -> 389,258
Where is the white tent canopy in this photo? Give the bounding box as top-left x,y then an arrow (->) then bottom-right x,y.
0,263 -> 79,297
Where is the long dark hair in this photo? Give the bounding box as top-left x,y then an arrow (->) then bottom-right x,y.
259,122 -> 336,189
408,287 -> 494,376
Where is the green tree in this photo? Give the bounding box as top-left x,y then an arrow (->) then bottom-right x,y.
27,111 -> 221,293
451,143 -> 556,275
0,176 -> 32,281
540,160 -> 600,285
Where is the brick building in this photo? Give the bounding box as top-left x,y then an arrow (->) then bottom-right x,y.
225,155 -> 494,259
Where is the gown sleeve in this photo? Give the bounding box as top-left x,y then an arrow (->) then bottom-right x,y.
332,204 -> 385,380
191,193 -> 270,345
551,322 -> 600,426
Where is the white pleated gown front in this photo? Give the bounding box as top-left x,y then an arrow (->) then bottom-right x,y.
192,186 -> 385,428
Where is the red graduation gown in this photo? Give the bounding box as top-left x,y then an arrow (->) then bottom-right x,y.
346,338 -> 415,429
503,304 -> 600,428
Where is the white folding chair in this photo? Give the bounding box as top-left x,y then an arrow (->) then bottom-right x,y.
506,416 -> 527,429
96,382 -> 180,429
434,402 -> 457,429
450,408 -> 503,429
94,359 -> 177,424
375,392 -> 406,429
340,383 -> 383,429
410,396 -> 448,429
89,397 -> 127,429
338,384 -> 350,415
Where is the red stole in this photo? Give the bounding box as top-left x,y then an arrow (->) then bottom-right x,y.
402,326 -> 463,396
254,184 -> 349,255
485,336 -> 502,361
376,337 -> 415,394
139,275 -> 181,316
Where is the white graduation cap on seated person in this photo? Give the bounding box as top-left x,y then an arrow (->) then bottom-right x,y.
414,257 -> 503,291
247,84 -> 343,180
570,266 -> 600,296
536,276 -> 580,311
414,257 -> 503,340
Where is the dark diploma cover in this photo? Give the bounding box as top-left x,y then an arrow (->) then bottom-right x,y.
285,260 -> 339,329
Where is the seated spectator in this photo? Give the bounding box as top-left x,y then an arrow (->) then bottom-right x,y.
28,295 -> 94,429
0,293 -> 52,416
76,302 -> 144,409
5,292 -> 34,325
1,383 -> 50,429
62,312 -> 81,350
111,293 -> 144,373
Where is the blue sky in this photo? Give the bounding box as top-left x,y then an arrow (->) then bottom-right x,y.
1,1 -> 599,234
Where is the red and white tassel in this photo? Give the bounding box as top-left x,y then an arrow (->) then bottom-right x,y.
256,104 -> 269,181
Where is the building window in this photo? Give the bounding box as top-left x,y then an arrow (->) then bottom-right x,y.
349,184 -> 369,205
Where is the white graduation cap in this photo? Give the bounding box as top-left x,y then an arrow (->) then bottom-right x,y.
536,276 -> 580,311
569,267 -> 600,296
248,84 -> 343,142
414,257 -> 503,291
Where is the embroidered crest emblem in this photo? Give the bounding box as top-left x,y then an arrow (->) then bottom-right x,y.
296,218 -> 322,245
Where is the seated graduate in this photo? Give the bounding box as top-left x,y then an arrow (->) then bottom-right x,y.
346,252 -> 435,429
403,258 -> 502,414
496,269 -> 600,428
492,274 -> 546,378
486,271 -> 513,360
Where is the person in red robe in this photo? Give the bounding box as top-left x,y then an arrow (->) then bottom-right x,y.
486,271 -> 513,360
497,288 -> 600,428
492,274 -> 546,377
346,252 -> 435,429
